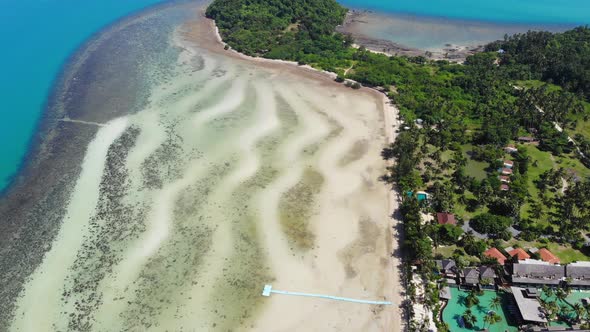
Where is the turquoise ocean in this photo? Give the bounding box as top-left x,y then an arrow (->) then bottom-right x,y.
0,0 -> 164,191
0,0 -> 589,192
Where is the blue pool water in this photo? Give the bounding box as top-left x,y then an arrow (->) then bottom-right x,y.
0,0 -> 165,191
337,0 -> 590,25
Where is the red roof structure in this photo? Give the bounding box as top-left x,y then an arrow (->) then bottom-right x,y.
501,168 -> 513,175
499,176 -> 511,183
500,184 -> 510,191
509,248 -> 531,260
539,248 -> 560,264
437,212 -> 456,225
484,248 -> 507,265
504,160 -> 514,167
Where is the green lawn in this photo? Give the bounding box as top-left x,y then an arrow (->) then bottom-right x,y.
571,102 -> 590,139
519,145 -> 556,222
515,80 -> 563,93
434,245 -> 458,258
462,144 -> 488,180
555,153 -> 590,179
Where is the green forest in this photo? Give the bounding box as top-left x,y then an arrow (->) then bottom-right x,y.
206,0 -> 590,320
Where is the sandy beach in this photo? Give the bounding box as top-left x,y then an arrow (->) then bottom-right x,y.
182,10 -> 406,332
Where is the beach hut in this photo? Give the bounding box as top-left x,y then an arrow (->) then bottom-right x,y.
500,168 -> 513,175
436,212 -> 456,225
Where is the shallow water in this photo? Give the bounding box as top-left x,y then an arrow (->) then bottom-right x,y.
7,3 -> 393,331
338,0 -> 588,51
338,0 -> 590,25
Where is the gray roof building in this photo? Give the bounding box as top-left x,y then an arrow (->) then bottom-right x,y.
511,286 -> 547,323
440,286 -> 452,300
512,260 -> 565,285
463,268 -> 480,285
567,261 -> 590,286
436,259 -> 456,272
479,266 -> 497,280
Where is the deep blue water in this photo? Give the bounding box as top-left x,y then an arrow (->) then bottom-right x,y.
337,0 -> 590,25
0,0 -> 165,191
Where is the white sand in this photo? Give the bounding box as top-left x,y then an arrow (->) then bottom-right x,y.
10,117 -> 130,331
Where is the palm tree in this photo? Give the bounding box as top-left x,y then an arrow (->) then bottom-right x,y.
542,285 -> 553,298
484,312 -> 502,328
574,303 -> 586,323
490,296 -> 502,311
483,313 -> 494,328
466,289 -> 480,307
462,309 -> 477,328
556,287 -> 573,307
556,288 -> 567,303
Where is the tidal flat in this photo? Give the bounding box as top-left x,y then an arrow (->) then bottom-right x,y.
2,3 -> 396,331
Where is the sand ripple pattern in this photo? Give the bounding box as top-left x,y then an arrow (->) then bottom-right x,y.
10,39 -> 393,331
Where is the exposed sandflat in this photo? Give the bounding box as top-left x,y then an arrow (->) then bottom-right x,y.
9,7 -> 403,332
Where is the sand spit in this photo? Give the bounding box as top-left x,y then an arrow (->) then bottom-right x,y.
7,4 -> 403,332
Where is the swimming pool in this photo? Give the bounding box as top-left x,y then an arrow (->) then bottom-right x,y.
442,288 -> 518,332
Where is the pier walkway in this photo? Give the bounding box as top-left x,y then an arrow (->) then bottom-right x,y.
261,284 -> 392,305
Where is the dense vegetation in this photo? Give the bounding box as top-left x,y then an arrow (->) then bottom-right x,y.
207,0 -> 590,328
205,0 -> 352,71
486,27 -> 590,100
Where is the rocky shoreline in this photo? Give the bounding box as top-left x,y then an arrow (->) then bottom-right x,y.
337,10 -> 485,62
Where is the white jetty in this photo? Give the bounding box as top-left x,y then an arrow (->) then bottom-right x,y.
261,284 -> 392,305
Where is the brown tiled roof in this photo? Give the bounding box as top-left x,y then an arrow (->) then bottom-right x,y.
509,248 -> 531,260
436,212 -> 456,225
500,184 -> 510,191
484,248 -> 507,265
501,168 -> 513,175
539,248 -> 560,264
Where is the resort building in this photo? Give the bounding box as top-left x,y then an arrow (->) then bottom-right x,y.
436,259 -> 457,278
503,160 -> 514,168
479,266 -> 497,288
499,175 -> 511,183
518,136 -> 538,144
501,184 -> 510,191
484,247 -> 507,265
510,286 -> 548,324
501,167 -> 514,175
436,212 -> 456,225
511,259 -> 565,287
538,248 -> 560,264
566,261 -> 590,289
505,145 -> 518,153
462,267 -> 480,287
508,247 -> 531,261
